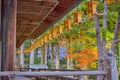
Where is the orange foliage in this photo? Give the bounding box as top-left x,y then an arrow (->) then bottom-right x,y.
76,47 -> 98,69
65,47 -> 98,69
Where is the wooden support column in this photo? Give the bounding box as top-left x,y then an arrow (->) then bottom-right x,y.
1,0 -> 17,71
105,51 -> 118,80
67,58 -> 73,69
0,1 -> 1,78
44,44 -> 47,65
41,46 -> 44,64
30,41 -> 34,64
20,44 -> 24,68
51,44 -> 55,68
55,43 -> 60,69
41,44 -> 47,65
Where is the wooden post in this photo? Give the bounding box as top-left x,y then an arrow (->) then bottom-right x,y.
44,44 -> 47,65
0,0 -> 1,77
20,44 -> 24,68
41,46 -> 44,64
0,42 -> 1,80
1,0 -> 17,71
55,43 -> 60,69
51,43 -> 55,68
105,51 -> 118,80
41,44 -> 47,65
67,58 -> 73,69
30,41 -> 34,64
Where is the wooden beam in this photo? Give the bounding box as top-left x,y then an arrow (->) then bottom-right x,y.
17,11 -> 39,15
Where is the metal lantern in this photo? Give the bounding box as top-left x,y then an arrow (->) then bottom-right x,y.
74,11 -> 83,24
87,1 -> 98,17
43,35 -> 47,43
104,0 -> 110,4
51,29 -> 57,38
92,1 -> 99,14
64,19 -> 72,30
56,25 -> 63,34
47,34 -> 52,41
40,39 -> 44,45
38,40 -> 41,46
87,1 -> 93,17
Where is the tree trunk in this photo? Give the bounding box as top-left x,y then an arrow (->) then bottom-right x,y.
94,14 -> 104,80
102,1 -> 107,66
111,10 -> 120,52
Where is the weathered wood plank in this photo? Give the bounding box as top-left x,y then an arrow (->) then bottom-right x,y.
0,71 -> 106,76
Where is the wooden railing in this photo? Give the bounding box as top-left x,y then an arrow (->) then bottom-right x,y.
0,71 -> 106,80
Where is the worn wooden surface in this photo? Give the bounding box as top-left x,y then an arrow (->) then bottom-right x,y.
0,71 -> 106,76
105,51 -> 118,80
1,0 -> 17,71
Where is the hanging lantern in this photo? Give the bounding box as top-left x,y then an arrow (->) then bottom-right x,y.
87,1 -> 98,17
40,39 -> 44,45
92,1 -> 99,14
54,29 -> 57,37
51,30 -> 54,38
47,34 -> 52,41
56,25 -> 63,34
43,35 -> 47,43
87,1 -> 93,17
24,49 -> 27,53
37,40 -> 41,46
17,50 -> 20,54
104,0 -> 111,4
74,11 -> 83,24
51,29 -> 57,38
64,19 -> 72,30
34,42 -> 37,49
105,0 -> 118,4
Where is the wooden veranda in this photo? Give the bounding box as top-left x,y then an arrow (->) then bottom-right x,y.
0,0 -> 119,80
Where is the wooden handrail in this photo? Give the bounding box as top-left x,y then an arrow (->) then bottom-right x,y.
0,71 -> 106,76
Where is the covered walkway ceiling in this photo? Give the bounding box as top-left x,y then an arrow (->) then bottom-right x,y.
17,0 -> 82,48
